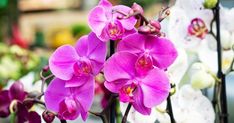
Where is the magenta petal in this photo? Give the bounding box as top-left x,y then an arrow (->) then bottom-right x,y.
87,33 -> 107,74
44,78 -> 70,112
104,79 -> 128,93
148,37 -> 178,69
88,6 -> 108,36
49,45 -> 79,80
104,52 -> 137,82
75,35 -> 88,57
0,90 -> 10,117
65,75 -> 91,88
9,81 -> 26,101
117,33 -> 145,54
73,77 -> 94,120
140,68 -> 170,108
112,5 -> 137,30
98,0 -> 112,10
132,87 -> 151,115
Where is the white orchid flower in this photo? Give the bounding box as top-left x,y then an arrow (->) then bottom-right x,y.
167,48 -> 188,88
168,0 -> 213,51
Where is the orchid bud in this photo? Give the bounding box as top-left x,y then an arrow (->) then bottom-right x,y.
138,26 -> 151,34
191,71 -> 215,89
42,110 -> 55,123
131,3 -> 144,15
220,29 -> 232,50
203,0 -> 217,9
43,65 -> 49,72
149,20 -> 161,33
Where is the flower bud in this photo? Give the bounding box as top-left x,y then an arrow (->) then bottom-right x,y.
42,110 -> 55,123
203,0 -> 217,9
43,65 -> 49,72
138,26 -> 151,34
149,20 -> 161,33
131,3 -> 144,15
191,71 -> 215,89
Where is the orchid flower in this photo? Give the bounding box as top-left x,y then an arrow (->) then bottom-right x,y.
0,82 -> 41,123
104,51 -> 171,115
168,0 -> 213,51
44,78 -> 94,121
49,32 -> 107,87
88,0 -> 137,41
198,6 -> 234,73
117,33 -> 178,72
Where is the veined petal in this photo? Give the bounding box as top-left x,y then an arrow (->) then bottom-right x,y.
75,35 -> 88,57
73,77 -> 94,120
132,87 -> 151,115
104,52 -> 137,82
88,6 -> 108,36
149,37 -> 178,69
44,78 -> 70,112
141,68 -> 170,108
117,33 -> 145,54
98,0 -> 112,10
49,45 -> 78,80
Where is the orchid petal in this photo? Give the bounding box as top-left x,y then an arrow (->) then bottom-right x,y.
141,68 -> 170,108
104,52 -> 137,82
88,6 -> 108,36
49,45 -> 78,80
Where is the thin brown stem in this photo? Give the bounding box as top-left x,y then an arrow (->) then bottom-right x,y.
121,104 -> 132,123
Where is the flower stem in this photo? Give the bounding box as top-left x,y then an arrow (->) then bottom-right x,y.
167,95 -> 175,123
60,120 -> 67,123
121,103 -> 132,123
213,1 -> 228,123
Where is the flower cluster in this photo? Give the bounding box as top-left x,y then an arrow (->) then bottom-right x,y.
44,0 -> 177,121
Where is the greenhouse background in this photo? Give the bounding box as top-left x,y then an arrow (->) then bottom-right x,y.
0,0 -> 234,123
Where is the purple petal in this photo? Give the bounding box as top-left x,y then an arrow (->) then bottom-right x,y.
65,75 -> 92,88
49,45 -> 79,80
104,52 -> 137,82
87,33 -> 107,74
75,35 -> 88,57
117,33 -> 145,54
75,32 -> 107,75
112,5 -> 137,30
0,90 -> 10,117
28,111 -> 41,123
16,102 -> 29,123
98,0 -> 112,10
104,79 -> 128,93
88,6 -> 108,36
140,68 -> 170,108
132,87 -> 151,115
147,37 -> 178,69
73,77 -> 94,121
44,78 -> 70,112
9,81 -> 26,101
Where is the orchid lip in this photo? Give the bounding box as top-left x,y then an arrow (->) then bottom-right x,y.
187,18 -> 208,39
105,21 -> 125,40
73,57 -> 92,77
135,53 -> 153,75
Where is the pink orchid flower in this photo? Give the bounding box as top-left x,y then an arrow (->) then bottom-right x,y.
88,0 -> 137,41
117,33 -> 178,73
49,32 -> 107,87
44,78 -> 94,120
104,52 -> 170,115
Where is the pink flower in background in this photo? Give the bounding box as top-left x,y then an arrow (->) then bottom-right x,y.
88,0 -> 137,41
187,18 -> 208,39
44,78 -> 94,120
104,52 -> 170,115
117,33 -> 177,73
49,32 -> 107,87
0,82 -> 41,123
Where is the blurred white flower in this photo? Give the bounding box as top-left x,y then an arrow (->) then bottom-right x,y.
167,48 -> 188,88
